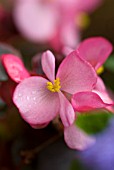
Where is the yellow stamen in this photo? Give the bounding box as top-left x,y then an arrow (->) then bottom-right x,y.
47,78 -> 61,92
97,66 -> 104,75
75,12 -> 90,29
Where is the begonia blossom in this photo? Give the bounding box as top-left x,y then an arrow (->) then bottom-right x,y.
13,0 -> 102,51
71,37 -> 114,112
13,50 -> 97,127
13,50 -> 98,149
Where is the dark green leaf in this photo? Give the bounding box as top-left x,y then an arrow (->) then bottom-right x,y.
104,55 -> 114,73
76,110 -> 113,134
0,62 -> 8,81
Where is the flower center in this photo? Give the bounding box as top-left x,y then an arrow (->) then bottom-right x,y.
97,66 -> 104,75
47,78 -> 61,92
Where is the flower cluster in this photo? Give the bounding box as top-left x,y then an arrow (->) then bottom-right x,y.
0,36 -> 113,150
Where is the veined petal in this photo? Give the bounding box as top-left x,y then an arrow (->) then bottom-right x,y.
56,51 -> 97,94
42,50 -> 55,82
64,124 -> 95,150
13,77 -> 60,125
58,91 -> 75,127
71,91 -> 112,112
77,37 -> 113,69
1,54 -> 30,83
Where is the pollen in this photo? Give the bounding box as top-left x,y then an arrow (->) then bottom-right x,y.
47,78 -> 61,92
97,66 -> 104,75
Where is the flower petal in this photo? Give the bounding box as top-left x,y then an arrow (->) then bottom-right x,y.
58,91 -> 75,127
1,54 -> 30,83
71,91 -> 112,112
42,50 -> 55,82
64,124 -> 95,150
56,51 -> 97,94
77,37 -> 113,69
93,90 -> 114,106
94,77 -> 106,92
13,77 -> 60,125
61,22 -> 80,49
14,0 -> 58,42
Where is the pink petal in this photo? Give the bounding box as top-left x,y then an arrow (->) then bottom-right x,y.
72,91 -> 112,112
13,0 -> 58,42
30,122 -> 49,129
62,46 -> 73,56
64,124 -> 95,150
75,0 -> 103,12
42,50 -> 55,82
1,54 -> 30,83
93,78 -> 114,112
13,76 -> 60,125
58,91 -> 75,127
94,77 -> 106,92
77,37 -> 113,69
60,23 -> 80,49
93,90 -> 114,105
56,0 -> 102,13
56,51 -> 97,94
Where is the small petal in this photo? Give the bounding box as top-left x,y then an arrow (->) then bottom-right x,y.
13,77 -> 60,125
42,50 -> 55,81
1,54 -> 30,83
94,77 -> 106,92
72,91 -> 112,112
57,51 -> 97,94
77,37 -> 113,69
64,124 -> 95,150
93,90 -> 114,106
58,91 -> 75,127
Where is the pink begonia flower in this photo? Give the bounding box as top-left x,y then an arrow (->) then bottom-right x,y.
13,50 -> 97,149
13,50 -> 97,126
13,0 -> 102,51
71,37 -> 114,112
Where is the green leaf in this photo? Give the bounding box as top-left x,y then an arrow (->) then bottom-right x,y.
104,55 -> 114,73
0,62 -> 8,81
69,160 -> 83,170
76,110 -> 113,135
